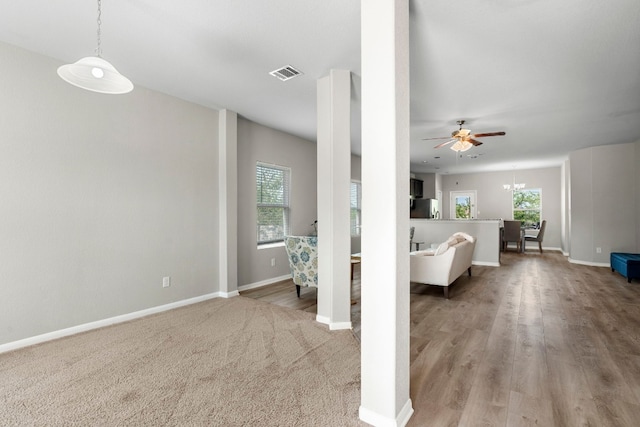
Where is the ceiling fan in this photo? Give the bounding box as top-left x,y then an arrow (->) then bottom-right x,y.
423,120 -> 505,152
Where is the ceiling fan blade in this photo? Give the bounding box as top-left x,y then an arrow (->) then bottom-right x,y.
472,131 -> 506,138
433,139 -> 456,149
468,138 -> 483,146
422,136 -> 451,140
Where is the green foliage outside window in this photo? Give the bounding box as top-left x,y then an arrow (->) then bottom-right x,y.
256,163 -> 290,244
455,197 -> 471,219
350,181 -> 362,236
513,189 -> 541,228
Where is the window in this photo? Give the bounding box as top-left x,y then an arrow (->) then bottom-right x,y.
513,189 -> 541,228
350,181 -> 362,236
450,191 -> 477,219
256,162 -> 290,244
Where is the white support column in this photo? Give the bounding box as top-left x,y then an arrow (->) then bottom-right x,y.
218,109 -> 239,298
316,69 -> 352,330
360,1 -> 413,426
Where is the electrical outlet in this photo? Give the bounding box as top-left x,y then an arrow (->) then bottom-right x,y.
596,247 -> 602,254
163,276 -> 171,288
271,258 -> 276,267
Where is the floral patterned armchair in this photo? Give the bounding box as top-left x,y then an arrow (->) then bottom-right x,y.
284,236 -> 318,298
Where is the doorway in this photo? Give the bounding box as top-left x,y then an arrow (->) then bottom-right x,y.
450,190 -> 477,219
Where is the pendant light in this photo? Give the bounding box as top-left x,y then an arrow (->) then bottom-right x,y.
57,0 -> 133,94
503,168 -> 525,191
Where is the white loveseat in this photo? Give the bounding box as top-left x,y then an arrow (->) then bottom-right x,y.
410,232 -> 476,298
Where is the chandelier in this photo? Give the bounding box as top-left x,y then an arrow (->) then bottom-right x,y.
503,171 -> 525,191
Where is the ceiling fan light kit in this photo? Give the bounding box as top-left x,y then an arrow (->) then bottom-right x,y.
424,119 -> 505,153
450,140 -> 474,152
57,0 -> 133,94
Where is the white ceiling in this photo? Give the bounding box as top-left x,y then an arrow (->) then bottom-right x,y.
1,0 -> 639,175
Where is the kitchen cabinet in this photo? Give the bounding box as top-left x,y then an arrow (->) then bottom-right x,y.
410,178 -> 423,199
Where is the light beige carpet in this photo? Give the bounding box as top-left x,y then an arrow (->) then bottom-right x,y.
0,296 -> 364,426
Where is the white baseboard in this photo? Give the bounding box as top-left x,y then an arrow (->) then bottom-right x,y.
397,400 -> 415,427
0,292 -> 221,354
316,314 -> 330,325
314,314 -> 352,331
521,246 -> 563,253
359,398 -> 414,427
237,274 -> 292,292
568,258 -> 610,268
315,314 -> 352,331
219,290 -> 240,298
329,321 -> 352,331
472,261 -> 500,267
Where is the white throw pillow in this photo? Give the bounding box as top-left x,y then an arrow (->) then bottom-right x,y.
453,232 -> 474,242
434,241 -> 450,256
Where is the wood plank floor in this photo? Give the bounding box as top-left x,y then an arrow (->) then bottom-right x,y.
241,251 -> 640,426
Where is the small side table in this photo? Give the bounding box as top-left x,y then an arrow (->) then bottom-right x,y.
350,253 -> 361,280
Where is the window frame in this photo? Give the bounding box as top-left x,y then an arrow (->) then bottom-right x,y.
350,180 -> 362,236
512,188 -> 542,229
256,162 -> 291,245
450,190 -> 477,219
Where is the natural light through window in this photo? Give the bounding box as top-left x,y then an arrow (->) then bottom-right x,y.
350,181 -> 362,236
256,162 -> 290,245
513,188 -> 541,228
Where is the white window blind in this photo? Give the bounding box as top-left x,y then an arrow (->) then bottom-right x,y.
350,181 -> 362,236
256,162 -> 291,244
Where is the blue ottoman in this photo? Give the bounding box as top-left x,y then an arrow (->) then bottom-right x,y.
610,252 -> 640,283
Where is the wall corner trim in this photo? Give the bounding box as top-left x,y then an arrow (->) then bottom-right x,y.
219,290 -> 240,298
316,314 -> 331,325
313,313 -> 352,330
359,399 -> 414,427
329,321 -> 353,331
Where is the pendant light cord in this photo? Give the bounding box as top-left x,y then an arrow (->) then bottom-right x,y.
95,0 -> 103,57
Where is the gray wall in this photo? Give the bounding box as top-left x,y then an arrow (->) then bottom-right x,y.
439,167 -> 563,249
235,134 -> 363,286
237,118 -> 318,286
637,143 -> 640,253
0,42 -> 220,345
569,142 -> 639,264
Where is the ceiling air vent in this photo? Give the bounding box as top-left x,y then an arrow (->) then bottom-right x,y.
269,65 -> 303,81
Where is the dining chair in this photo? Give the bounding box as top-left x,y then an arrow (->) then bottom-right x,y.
502,220 -> 522,252
524,220 -> 546,253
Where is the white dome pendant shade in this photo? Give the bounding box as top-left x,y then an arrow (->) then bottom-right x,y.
57,0 -> 133,95
57,56 -> 133,94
